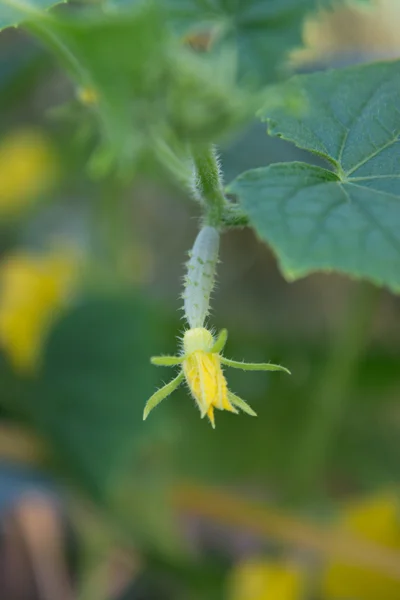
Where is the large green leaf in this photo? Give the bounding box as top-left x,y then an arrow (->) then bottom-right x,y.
29,294 -> 157,497
229,60 -> 400,292
0,0 -> 65,29
154,0 -> 352,85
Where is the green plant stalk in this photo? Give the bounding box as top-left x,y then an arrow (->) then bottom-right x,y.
221,203 -> 249,228
192,145 -> 226,228
86,176 -> 135,289
290,282 -> 380,497
152,136 -> 193,194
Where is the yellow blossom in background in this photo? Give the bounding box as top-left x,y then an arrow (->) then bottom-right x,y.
77,86 -> 99,106
0,251 -> 78,372
0,129 -> 58,216
228,558 -> 306,600
322,491 -> 400,600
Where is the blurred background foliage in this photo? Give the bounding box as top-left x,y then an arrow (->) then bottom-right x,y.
0,0 -> 399,599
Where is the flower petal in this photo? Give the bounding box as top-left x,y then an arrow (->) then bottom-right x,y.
207,405 -> 216,428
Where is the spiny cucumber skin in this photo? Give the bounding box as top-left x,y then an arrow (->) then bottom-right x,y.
183,226 -> 219,329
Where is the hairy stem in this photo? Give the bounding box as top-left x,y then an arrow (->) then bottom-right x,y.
221,203 -> 249,228
192,145 -> 227,228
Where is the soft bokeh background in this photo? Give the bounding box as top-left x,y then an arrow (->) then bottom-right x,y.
0,1 -> 400,599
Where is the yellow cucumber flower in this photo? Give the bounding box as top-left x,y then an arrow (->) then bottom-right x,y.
0,251 -> 77,372
144,225 -> 289,427
143,326 -> 290,428
228,558 -> 307,600
77,86 -> 99,106
0,128 -> 57,216
321,491 -> 400,600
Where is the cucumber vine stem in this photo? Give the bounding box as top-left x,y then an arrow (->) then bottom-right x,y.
192,145 -> 227,228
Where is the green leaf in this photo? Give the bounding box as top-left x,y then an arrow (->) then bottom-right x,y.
28,4 -> 253,175
155,0 -> 351,85
0,0 -> 65,30
229,60 -> 400,293
29,294 -> 157,498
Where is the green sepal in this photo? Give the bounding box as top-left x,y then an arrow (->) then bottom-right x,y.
143,371 -> 185,420
228,391 -> 257,417
210,329 -> 228,354
151,355 -> 184,366
221,357 -> 291,374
